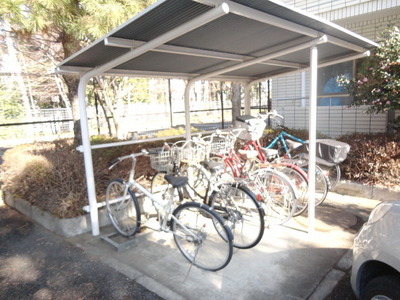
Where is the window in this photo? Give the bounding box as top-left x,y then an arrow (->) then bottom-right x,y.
317,61 -> 353,106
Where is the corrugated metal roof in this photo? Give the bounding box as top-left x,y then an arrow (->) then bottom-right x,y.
55,0 -> 378,81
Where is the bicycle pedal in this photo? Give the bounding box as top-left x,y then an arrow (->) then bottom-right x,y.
138,226 -> 147,232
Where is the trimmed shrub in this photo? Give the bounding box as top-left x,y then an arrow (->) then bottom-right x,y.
338,133 -> 400,191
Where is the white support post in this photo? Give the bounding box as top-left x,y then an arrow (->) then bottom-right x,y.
308,45 -> 318,235
301,71 -> 306,107
77,76 -> 99,236
244,84 -> 251,115
184,81 -> 195,140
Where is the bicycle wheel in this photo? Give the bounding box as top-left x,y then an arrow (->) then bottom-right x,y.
314,165 -> 329,206
150,171 -> 169,194
106,179 -> 141,237
295,162 -> 330,207
251,168 -> 298,226
209,184 -> 265,249
276,165 -> 309,216
318,164 -> 340,190
182,164 -> 210,200
171,202 -> 233,271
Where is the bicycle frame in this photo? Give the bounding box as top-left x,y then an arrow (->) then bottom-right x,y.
265,131 -> 305,158
113,154 -> 198,239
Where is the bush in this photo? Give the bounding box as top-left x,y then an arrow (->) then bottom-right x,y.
338,133 -> 400,191
0,137 -> 166,218
1,132 -> 399,218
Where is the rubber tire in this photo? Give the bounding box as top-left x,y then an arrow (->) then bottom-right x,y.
105,179 -> 141,237
150,171 -> 169,195
209,184 -> 265,249
182,164 -> 210,200
319,164 -> 341,190
250,168 -> 298,226
314,165 -> 329,206
277,165 -> 309,216
171,202 -> 233,271
297,163 -> 329,206
361,275 -> 400,300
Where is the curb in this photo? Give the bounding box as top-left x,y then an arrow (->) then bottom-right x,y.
3,180 -> 399,238
3,191 -> 111,237
308,249 -> 353,300
333,180 -> 400,201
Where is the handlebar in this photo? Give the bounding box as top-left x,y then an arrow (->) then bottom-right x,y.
109,150 -> 148,170
257,110 -> 283,120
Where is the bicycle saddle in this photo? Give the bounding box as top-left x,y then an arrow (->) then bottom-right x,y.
238,149 -> 258,160
164,174 -> 188,188
202,161 -> 225,174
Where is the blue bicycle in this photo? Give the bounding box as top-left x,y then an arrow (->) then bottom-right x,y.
264,129 -> 349,190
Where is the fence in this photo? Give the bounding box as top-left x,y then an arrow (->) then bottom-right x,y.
0,98 -> 392,146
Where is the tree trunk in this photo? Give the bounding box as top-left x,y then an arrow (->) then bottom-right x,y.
61,32 -> 85,146
63,74 -> 81,146
387,110 -> 396,135
231,82 -> 242,127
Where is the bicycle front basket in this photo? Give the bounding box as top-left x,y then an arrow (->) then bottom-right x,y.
209,135 -> 234,154
180,141 -> 208,163
306,139 -> 350,164
148,147 -> 177,172
236,115 -> 266,141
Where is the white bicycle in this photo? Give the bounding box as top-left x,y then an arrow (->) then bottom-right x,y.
105,150 -> 234,271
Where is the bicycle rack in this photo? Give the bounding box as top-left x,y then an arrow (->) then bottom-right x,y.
101,231 -> 138,252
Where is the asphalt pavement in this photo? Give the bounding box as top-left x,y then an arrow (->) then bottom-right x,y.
0,204 -> 162,300
0,191 -> 381,299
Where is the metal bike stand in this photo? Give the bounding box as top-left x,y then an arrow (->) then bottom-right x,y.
101,232 -> 138,252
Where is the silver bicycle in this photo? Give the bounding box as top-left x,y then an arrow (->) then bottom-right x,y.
105,150 -> 234,271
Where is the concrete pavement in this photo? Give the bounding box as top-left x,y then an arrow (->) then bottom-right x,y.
65,192 -> 379,300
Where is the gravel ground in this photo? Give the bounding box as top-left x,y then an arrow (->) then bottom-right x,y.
0,205 -> 163,300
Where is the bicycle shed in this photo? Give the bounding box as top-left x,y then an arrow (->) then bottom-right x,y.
55,0 -> 378,236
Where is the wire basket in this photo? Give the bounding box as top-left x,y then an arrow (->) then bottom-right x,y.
149,147 -> 178,172
209,135 -> 234,154
237,118 -> 266,141
179,141 -> 208,163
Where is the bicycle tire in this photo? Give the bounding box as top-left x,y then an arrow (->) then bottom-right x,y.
209,183 -> 265,249
318,164 -> 340,190
106,179 -> 141,237
312,165 -> 329,206
290,161 -> 329,207
275,164 -> 309,216
150,171 -> 170,195
171,202 -> 233,271
182,164 -> 210,200
250,168 -> 298,226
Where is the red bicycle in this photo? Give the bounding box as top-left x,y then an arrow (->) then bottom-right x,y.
235,112 -> 329,216
203,130 -> 300,225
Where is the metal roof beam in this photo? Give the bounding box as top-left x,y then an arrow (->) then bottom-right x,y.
105,37 -> 304,69
104,36 -> 247,61
193,36 -> 327,82
247,51 -> 371,86
226,1 -> 320,38
194,0 -> 372,52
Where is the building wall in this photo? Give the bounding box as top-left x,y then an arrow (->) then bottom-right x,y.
270,0 -> 400,136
